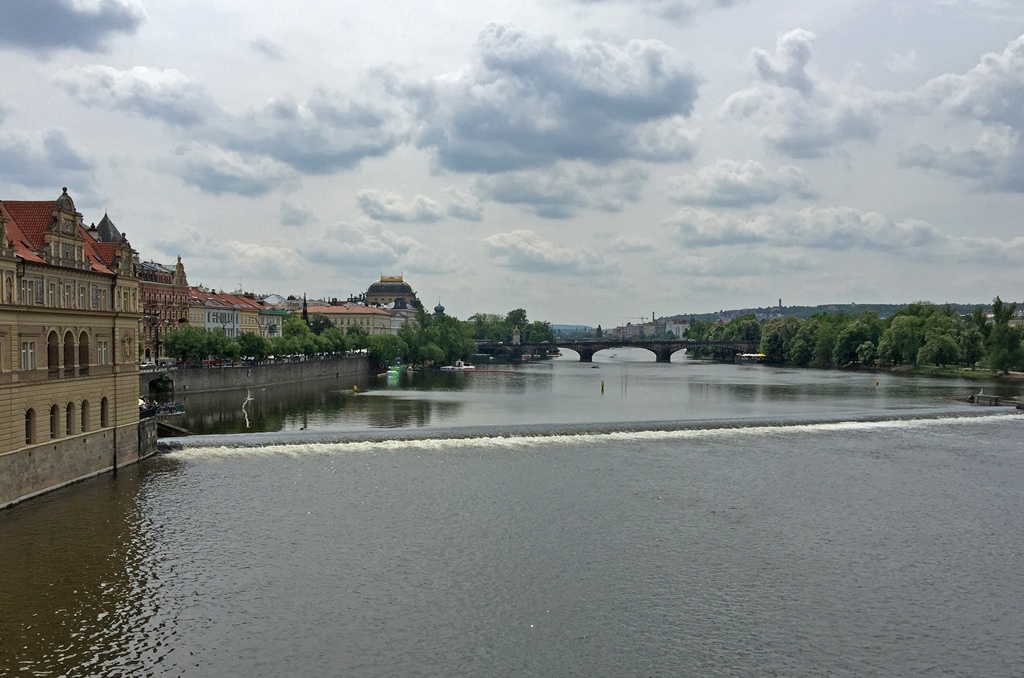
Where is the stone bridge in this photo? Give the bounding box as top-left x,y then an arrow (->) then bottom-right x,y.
476,338 -> 759,363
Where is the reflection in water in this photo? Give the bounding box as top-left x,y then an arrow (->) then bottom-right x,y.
0,464 -> 157,675
173,356 -> 1020,436
2,417 -> 1023,676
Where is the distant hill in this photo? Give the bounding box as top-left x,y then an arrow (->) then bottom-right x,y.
667,302 -> 1003,323
551,324 -> 594,333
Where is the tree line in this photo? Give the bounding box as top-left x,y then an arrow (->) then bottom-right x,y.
160,307 -> 554,369
687,298 -> 1023,374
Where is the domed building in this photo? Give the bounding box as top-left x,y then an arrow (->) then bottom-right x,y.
366,275 -> 421,310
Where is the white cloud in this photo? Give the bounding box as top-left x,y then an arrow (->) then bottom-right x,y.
54,65 -> 215,127
483,229 -> 620,274
0,129 -> 94,190
250,36 -> 285,61
302,219 -> 425,269
665,206 -> 942,252
280,201 -> 313,227
666,159 -> 816,207
608,235 -> 658,252
475,162 -> 648,218
887,49 -> 919,73
356,189 -> 445,223
407,23 -> 700,172
165,142 -> 297,197
722,29 -> 900,158
901,34 -> 1024,191
0,0 -> 145,54
443,188 -> 484,221
573,0 -> 752,22
224,86 -> 408,175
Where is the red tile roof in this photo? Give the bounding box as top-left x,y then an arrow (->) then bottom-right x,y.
0,198 -> 117,274
1,200 -> 55,249
306,304 -> 394,316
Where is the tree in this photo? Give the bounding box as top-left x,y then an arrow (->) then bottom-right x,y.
985,297 -> 1023,374
505,308 -> 528,333
282,313 -> 312,339
877,315 -> 924,365
856,341 -> 877,366
237,332 -> 269,362
308,313 -> 335,336
523,320 -> 554,344
366,333 -> 408,367
832,311 -> 882,365
346,324 -> 369,350
319,327 -> 351,354
205,328 -> 232,359
760,316 -> 802,364
788,318 -> 819,366
163,325 -> 210,363
917,332 -> 959,367
959,325 -> 984,369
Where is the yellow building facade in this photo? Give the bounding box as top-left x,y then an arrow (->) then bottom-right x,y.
0,189 -> 145,508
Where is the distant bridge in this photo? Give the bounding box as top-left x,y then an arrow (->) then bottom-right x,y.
475,338 -> 759,363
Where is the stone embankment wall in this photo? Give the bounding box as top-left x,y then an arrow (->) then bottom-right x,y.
142,356 -> 369,395
0,418 -> 157,509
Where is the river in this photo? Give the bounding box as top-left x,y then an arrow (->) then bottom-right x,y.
2,353 -> 1022,676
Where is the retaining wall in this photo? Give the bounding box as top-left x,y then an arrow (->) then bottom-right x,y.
143,356 -> 369,395
0,420 -> 157,509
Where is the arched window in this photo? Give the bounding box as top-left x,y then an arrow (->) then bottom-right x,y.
50,404 -> 60,439
81,400 -> 90,432
63,330 -> 75,378
66,402 -> 75,435
100,397 -> 109,428
47,331 -> 59,378
78,331 -> 90,376
25,409 -> 36,445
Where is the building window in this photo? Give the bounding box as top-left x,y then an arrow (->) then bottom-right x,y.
20,341 -> 35,370
50,404 -> 60,439
66,402 -> 75,435
25,409 -> 36,445
97,340 -> 109,365
81,400 -> 90,432
100,397 -> 109,428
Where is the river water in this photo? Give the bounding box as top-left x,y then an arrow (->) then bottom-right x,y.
2,353 -> 1023,676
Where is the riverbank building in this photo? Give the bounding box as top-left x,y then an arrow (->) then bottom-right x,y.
0,188 -> 145,507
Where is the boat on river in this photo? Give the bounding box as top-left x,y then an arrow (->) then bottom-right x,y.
440,360 -> 475,371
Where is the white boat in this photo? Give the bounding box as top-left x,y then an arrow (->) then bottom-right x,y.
440,359 -> 476,371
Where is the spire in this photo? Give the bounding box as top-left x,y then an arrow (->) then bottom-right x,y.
302,293 -> 308,322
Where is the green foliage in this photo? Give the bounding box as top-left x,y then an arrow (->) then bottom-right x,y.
832,311 -> 882,366
676,298 -> 1021,372
366,333 -> 408,367
237,332 -> 268,361
400,309 -> 477,367
787,318 -> 819,366
759,316 -> 803,364
959,326 -> 984,369
163,325 -> 210,363
985,297 -> 1023,374
282,314 -> 311,339
856,341 -> 877,366
345,324 -> 369,349
307,313 -> 335,336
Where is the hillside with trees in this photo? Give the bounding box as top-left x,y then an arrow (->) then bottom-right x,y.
686,298 -> 1022,374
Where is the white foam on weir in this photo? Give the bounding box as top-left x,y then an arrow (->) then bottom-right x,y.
165,414 -> 1020,461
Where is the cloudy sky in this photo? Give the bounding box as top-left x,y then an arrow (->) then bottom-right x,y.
2,0 -> 1023,325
